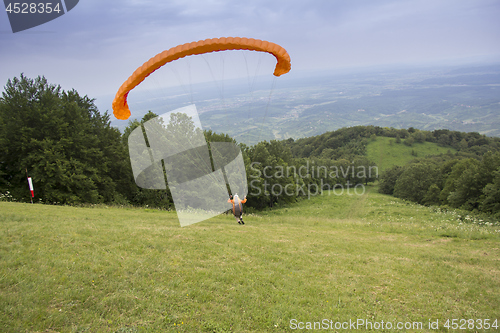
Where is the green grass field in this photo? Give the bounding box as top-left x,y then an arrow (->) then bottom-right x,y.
366,137 -> 456,172
1,187 -> 499,332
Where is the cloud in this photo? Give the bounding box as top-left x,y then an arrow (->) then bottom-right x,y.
0,0 -> 499,99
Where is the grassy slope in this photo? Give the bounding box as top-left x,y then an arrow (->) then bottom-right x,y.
1,188 -> 499,332
366,136 -> 457,172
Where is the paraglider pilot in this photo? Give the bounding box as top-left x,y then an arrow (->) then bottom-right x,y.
228,193 -> 247,224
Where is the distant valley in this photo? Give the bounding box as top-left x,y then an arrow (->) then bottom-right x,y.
108,63 -> 500,144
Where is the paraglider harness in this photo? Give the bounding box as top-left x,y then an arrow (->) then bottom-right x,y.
228,194 -> 247,224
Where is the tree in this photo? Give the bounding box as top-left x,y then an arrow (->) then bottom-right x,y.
393,162 -> 441,204
458,138 -> 468,150
480,167 -> 500,216
412,131 -> 426,143
422,184 -> 441,206
379,165 -> 404,195
0,74 -> 132,204
442,152 -> 500,210
121,111 -> 175,209
438,134 -> 450,146
446,164 -> 480,210
0,104 -> 7,193
351,157 -> 378,185
403,136 -> 414,146
439,158 -> 479,207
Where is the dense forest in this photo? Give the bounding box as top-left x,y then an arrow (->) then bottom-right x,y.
1,75 -> 499,217
284,121 -> 500,217
379,152 -> 500,217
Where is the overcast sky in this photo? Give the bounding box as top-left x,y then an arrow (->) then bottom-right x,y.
1,0 -> 499,115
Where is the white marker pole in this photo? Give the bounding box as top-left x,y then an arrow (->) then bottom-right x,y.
25,169 -> 34,204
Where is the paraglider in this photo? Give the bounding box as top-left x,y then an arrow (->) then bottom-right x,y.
112,37 -> 291,226
228,194 -> 247,224
112,37 -> 291,120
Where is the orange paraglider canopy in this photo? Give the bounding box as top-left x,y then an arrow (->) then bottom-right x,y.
112,37 -> 292,120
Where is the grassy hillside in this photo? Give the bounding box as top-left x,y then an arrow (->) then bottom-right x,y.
1,188 -> 499,332
366,136 -> 456,172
